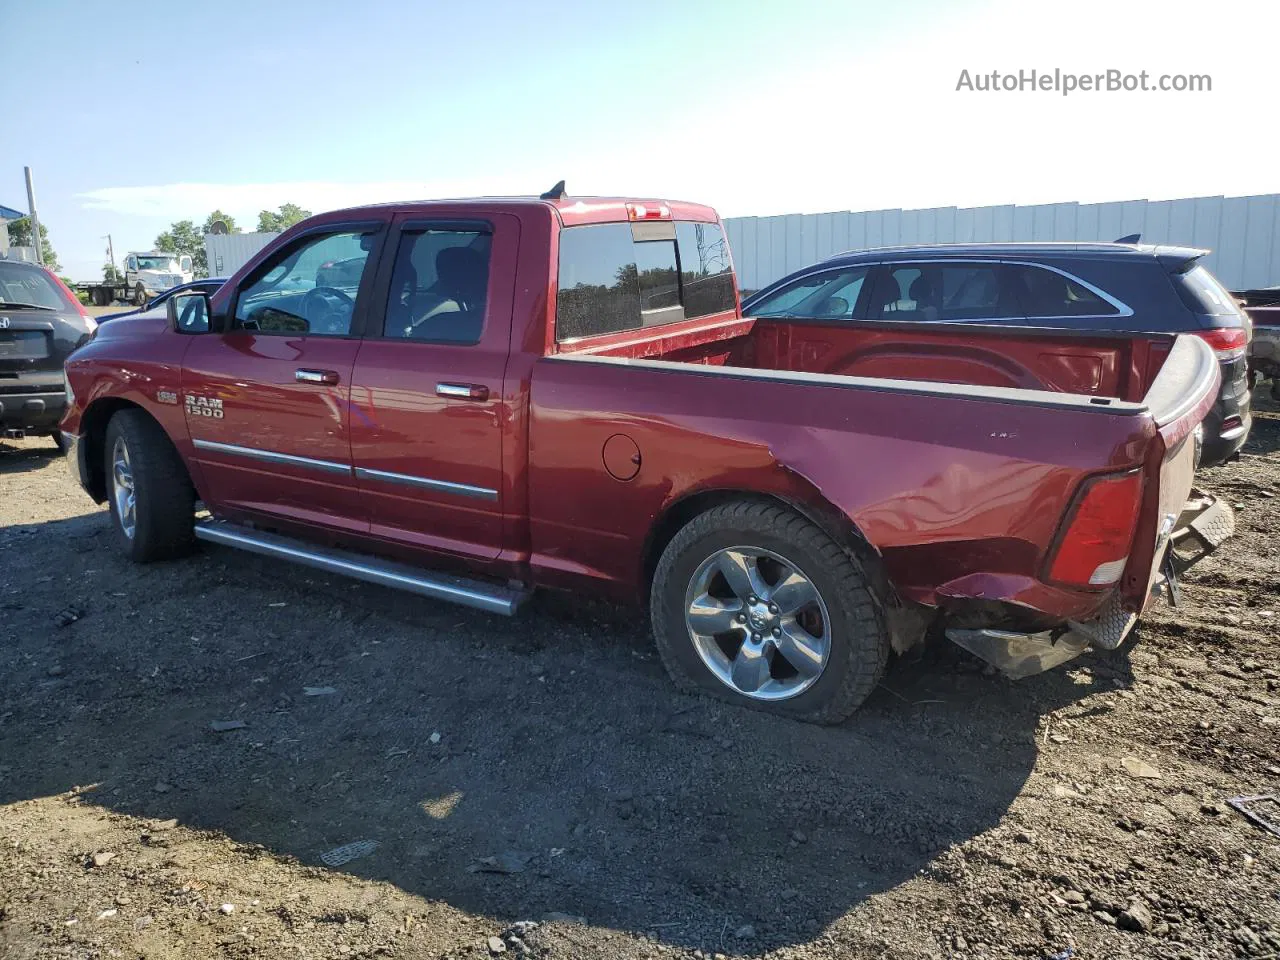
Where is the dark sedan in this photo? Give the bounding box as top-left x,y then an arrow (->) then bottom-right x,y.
97,277 -> 227,322
742,242 -> 1252,467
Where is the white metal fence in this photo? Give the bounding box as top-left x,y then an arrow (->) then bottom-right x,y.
722,193 -> 1280,293
202,194 -> 1280,295
204,232 -> 278,278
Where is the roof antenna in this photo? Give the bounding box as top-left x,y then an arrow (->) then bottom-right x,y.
1115,233 -> 1141,244
540,180 -> 567,201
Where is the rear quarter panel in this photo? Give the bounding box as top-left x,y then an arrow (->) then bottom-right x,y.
527,356 -> 1156,613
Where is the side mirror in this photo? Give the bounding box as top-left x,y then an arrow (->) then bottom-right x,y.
168,292 -> 212,334
817,296 -> 850,318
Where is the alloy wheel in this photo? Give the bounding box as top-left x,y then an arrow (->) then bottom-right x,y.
684,546 -> 832,701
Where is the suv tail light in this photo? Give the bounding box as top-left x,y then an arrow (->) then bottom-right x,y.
49,270 -> 89,319
1047,470 -> 1144,588
1193,326 -> 1248,360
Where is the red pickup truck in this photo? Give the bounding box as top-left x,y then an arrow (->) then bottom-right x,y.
61,192 -> 1233,723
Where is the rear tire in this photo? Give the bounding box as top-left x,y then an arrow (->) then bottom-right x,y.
104,410 -> 195,562
650,501 -> 889,724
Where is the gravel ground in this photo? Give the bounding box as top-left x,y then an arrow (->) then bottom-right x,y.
1,397 -> 1278,960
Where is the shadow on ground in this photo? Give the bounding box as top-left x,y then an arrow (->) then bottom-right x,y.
0,510 -> 1134,952
0,438 -> 62,475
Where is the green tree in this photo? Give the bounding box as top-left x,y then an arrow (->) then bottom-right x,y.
7,216 -> 60,271
202,210 -> 239,235
256,202 -> 312,233
103,263 -> 123,284
155,220 -> 207,277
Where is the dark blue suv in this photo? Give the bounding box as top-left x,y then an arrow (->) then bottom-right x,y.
741,242 -> 1251,466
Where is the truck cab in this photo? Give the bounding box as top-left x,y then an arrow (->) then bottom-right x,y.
124,250 -> 194,306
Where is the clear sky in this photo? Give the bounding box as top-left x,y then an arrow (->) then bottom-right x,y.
3,0 -> 1276,281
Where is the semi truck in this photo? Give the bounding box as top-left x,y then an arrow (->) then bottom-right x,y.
78,251 -> 194,307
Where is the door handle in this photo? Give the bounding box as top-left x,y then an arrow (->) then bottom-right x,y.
436,382 -> 489,401
296,369 -> 340,385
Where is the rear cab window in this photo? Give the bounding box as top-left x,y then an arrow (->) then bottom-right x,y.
555,218 -> 735,342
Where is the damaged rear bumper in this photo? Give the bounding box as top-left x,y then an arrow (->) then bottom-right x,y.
945,492 -> 1234,679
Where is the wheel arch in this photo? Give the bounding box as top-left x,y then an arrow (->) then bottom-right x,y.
79,398 -> 176,502
642,487 -> 883,597
641,487 -> 926,654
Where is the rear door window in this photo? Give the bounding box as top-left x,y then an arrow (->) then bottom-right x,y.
382,226 -> 492,343
1011,264 -> 1120,318
870,263 -> 1021,321
555,219 -> 735,341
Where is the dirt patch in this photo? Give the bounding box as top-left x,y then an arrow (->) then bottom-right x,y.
1,401 -> 1278,959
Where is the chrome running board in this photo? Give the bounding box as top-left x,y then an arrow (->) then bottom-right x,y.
194,520 -> 528,617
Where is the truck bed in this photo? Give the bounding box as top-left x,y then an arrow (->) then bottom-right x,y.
575,314 -> 1175,402
531,317 -> 1216,636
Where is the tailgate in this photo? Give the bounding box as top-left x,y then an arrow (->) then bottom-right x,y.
1126,333 -> 1221,608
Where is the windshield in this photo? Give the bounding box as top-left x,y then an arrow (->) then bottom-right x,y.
136,255 -> 180,271
0,261 -> 71,309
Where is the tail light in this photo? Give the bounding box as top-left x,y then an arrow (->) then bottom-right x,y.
626,202 -> 671,221
1047,470 -> 1144,588
1193,326 -> 1248,360
49,270 -> 89,319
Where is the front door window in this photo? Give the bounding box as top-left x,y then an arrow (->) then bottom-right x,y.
234,231 -> 376,337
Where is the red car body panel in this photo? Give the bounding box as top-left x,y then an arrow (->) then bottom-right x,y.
62,196 -> 1221,640
526,349 -> 1157,615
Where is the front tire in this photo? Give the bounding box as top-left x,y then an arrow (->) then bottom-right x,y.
650,501 -> 889,724
104,410 -> 195,562
134,284 -> 147,306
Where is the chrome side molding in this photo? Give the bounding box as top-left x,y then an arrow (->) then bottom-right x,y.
193,520 -> 527,616
354,466 -> 498,501
191,439 -> 499,501
193,439 -> 352,476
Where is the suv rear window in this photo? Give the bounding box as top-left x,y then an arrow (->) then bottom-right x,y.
0,261 -> 72,310
1172,264 -> 1240,317
556,220 -> 735,341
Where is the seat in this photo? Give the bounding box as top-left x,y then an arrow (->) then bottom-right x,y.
908,275 -> 939,321
405,246 -> 488,342
878,277 -> 905,317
